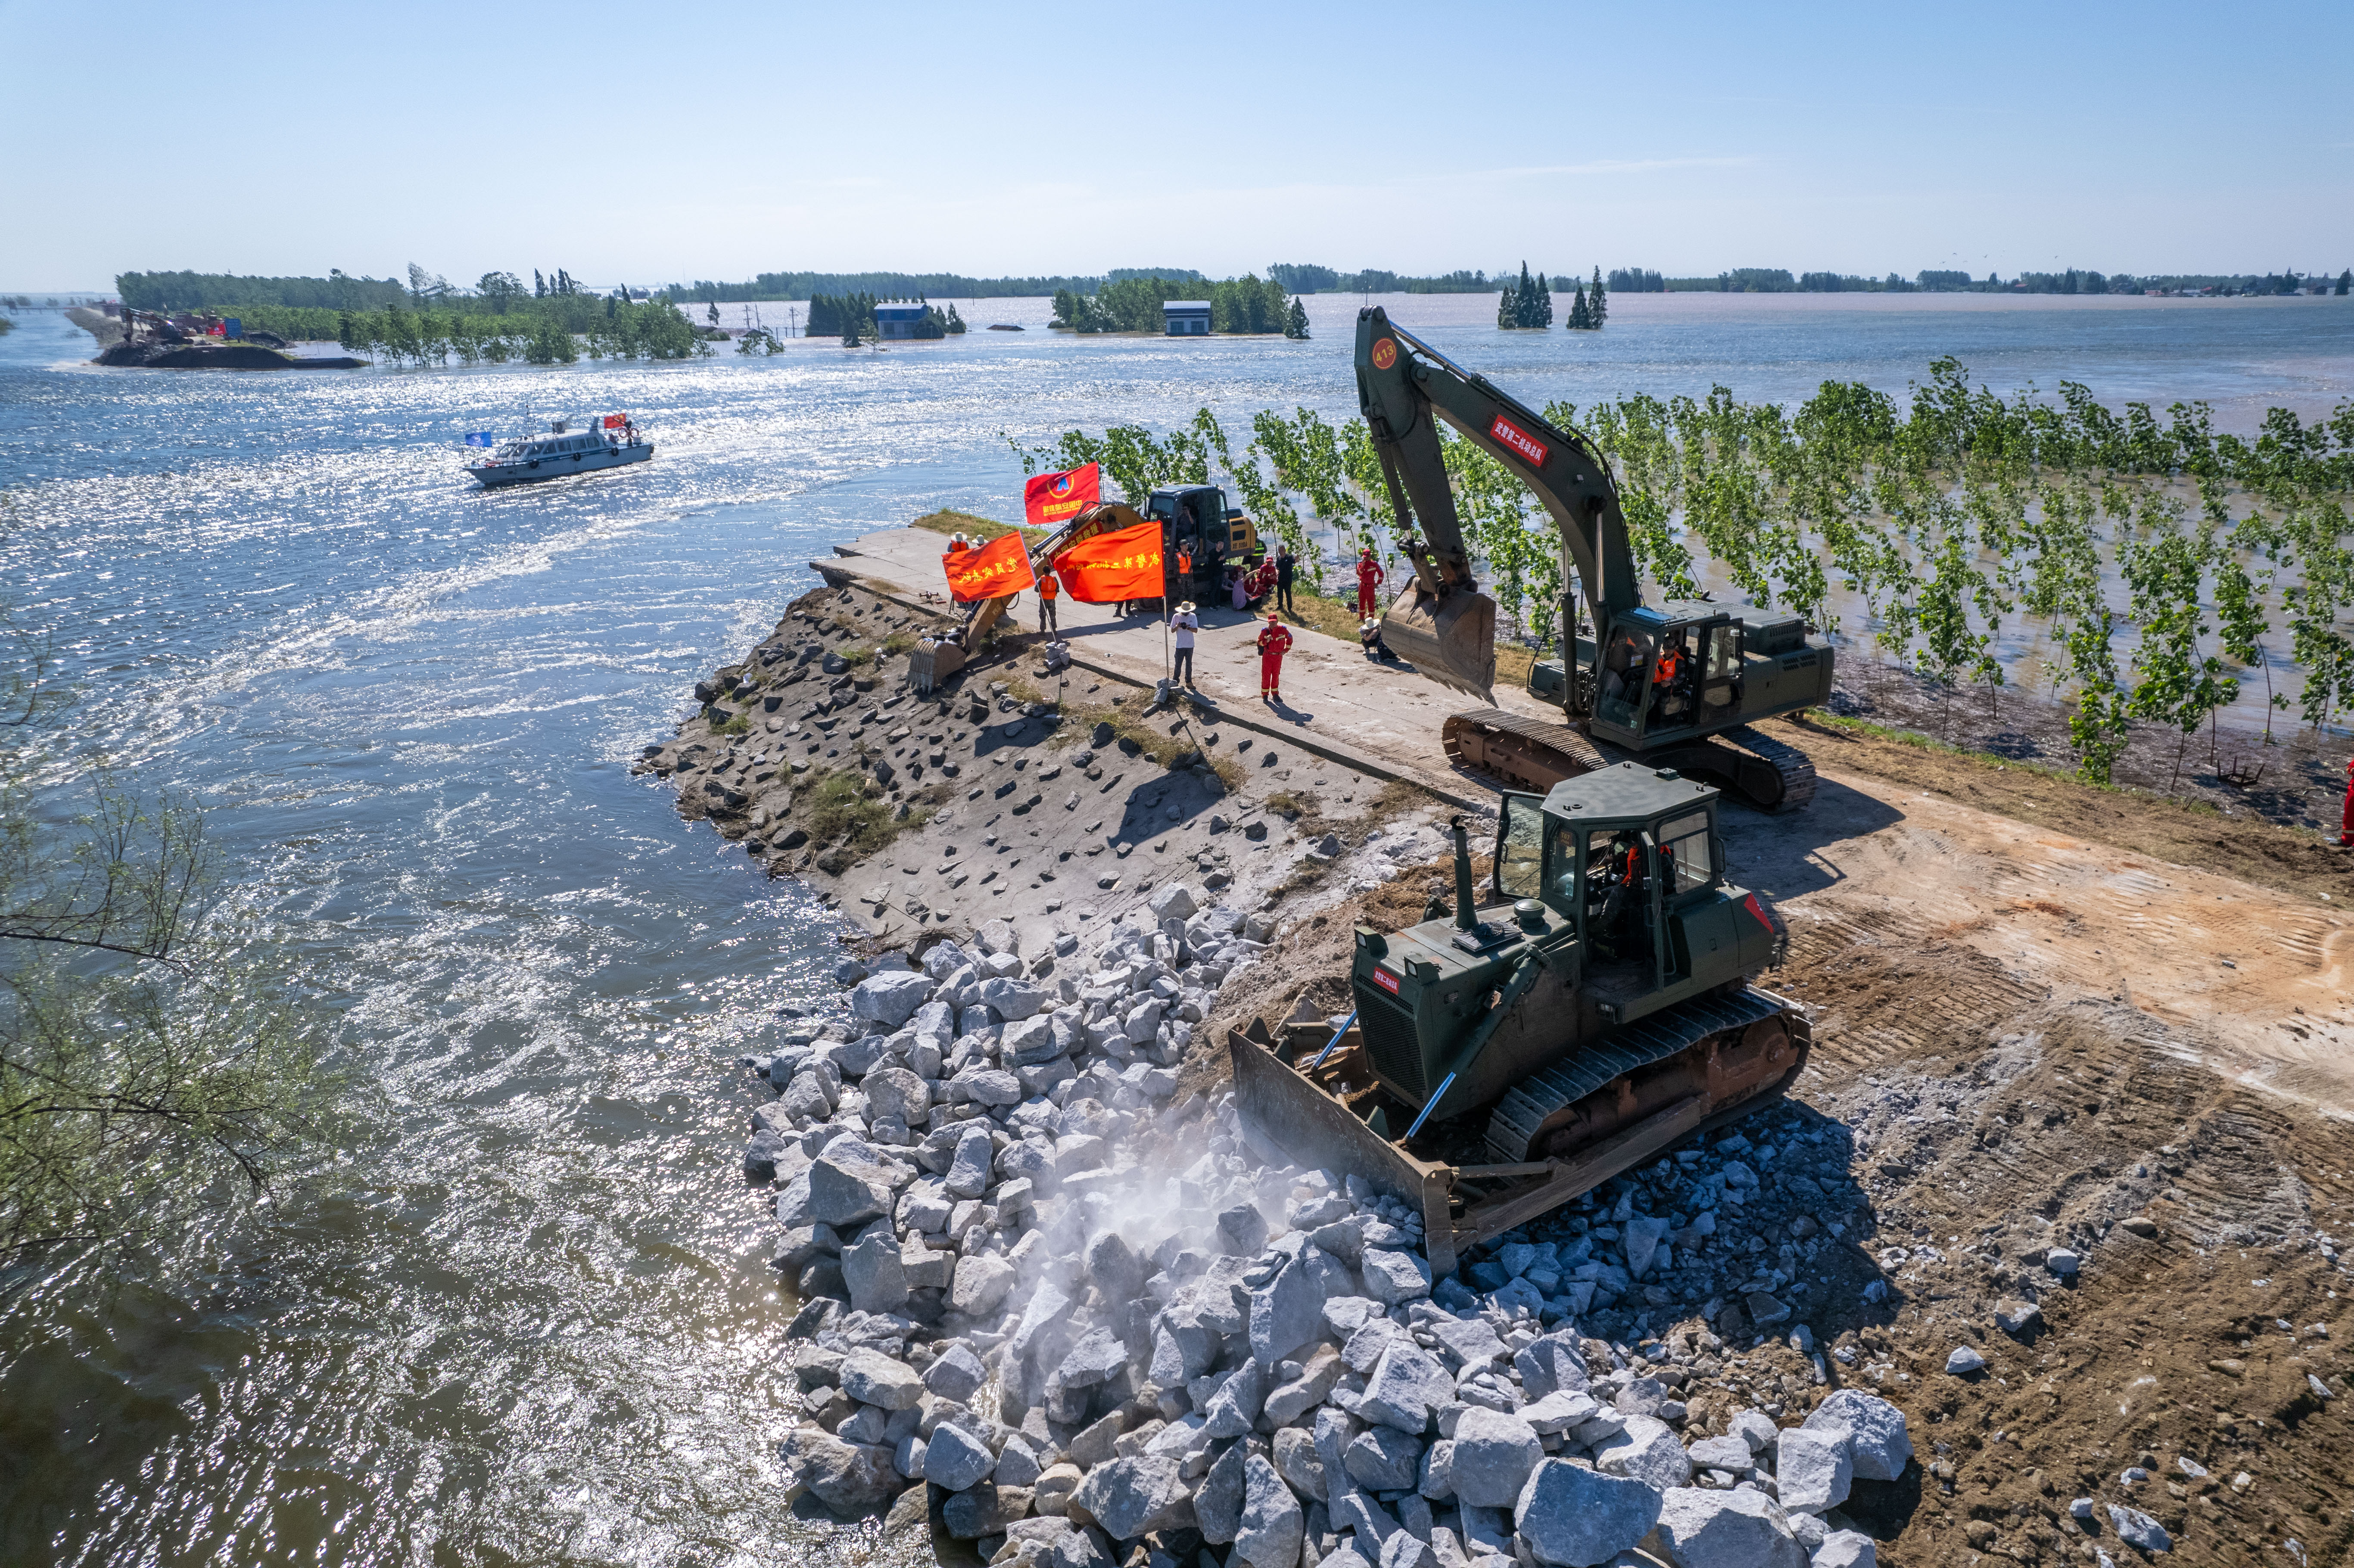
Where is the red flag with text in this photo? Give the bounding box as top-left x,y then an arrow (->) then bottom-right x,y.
943,531 -> 1037,603
1024,463 -> 1100,528
1053,519 -> 1163,603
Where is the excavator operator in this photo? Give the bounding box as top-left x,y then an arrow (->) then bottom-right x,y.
1648,634 -> 1693,730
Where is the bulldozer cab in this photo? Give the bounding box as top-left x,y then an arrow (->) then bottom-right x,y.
1590,607 -> 1744,747
1494,762 -> 1727,1004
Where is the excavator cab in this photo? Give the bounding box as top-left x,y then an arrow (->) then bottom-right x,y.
1588,607 -> 1744,746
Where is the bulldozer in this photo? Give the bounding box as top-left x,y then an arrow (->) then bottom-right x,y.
910,485 -> 1268,691
1229,762 -> 1809,1275
1357,308 -> 1834,811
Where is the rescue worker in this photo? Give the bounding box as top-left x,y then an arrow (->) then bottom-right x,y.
1355,547 -> 1385,619
944,532 -> 970,557
2340,755 -> 2353,847
1256,611 -> 1293,703
1358,616 -> 1390,661
1037,568 -> 1059,636
1275,546 -> 1297,615
1170,600 -> 1200,687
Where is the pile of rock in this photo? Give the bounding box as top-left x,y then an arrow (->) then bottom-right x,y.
739,880 -> 1912,1568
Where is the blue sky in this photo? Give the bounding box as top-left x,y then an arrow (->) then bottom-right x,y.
3,0 -> 2348,290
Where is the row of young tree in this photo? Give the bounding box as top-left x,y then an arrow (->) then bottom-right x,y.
1498,265 -> 1610,329
1050,275 -> 1309,337
321,300 -> 708,367
1010,363 -> 2354,785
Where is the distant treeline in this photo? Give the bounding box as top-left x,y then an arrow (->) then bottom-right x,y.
209,299 -> 706,364
1051,274 -> 1304,336
1603,267 -> 2354,296
118,266 -> 664,314
667,269 -> 1203,303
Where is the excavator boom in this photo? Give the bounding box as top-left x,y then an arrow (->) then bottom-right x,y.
1356,308 -> 1638,703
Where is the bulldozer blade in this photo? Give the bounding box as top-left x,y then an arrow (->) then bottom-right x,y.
1380,585 -> 1496,703
1228,1023 -> 1463,1268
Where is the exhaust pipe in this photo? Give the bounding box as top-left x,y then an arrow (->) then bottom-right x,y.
1451,815 -> 1476,930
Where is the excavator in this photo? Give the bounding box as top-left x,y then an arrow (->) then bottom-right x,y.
911,485 -> 1267,689
1357,308 -> 1834,812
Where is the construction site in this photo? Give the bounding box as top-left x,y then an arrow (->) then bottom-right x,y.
642,312 -> 2354,1568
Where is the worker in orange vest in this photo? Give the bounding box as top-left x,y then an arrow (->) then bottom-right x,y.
1355,547 -> 1386,618
1256,612 -> 1294,703
1036,569 -> 1059,636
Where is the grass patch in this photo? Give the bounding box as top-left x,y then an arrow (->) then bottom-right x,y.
718,711 -> 753,737
1800,710 -> 2153,800
881,630 -> 919,656
912,508 -> 1046,547
800,769 -> 920,857
1001,676 -> 1246,791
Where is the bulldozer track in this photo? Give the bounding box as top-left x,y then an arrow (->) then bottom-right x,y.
1484,988 -> 1792,1163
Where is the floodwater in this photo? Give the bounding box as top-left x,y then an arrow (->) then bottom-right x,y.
0,289 -> 2348,1566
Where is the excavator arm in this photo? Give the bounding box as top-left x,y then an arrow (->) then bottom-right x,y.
1355,306 -> 1640,705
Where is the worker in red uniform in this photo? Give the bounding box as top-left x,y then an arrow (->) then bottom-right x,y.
2340,755 -> 2353,847
1256,611 -> 1294,703
1355,547 -> 1385,618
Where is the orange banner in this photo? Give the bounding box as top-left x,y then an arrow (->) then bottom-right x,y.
944,531 -> 1037,603
1024,463 -> 1100,527
1053,518 -> 1164,603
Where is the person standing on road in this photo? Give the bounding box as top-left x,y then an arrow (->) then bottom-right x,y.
1275,545 -> 1297,615
2340,755 -> 2353,847
1037,569 -> 1059,636
1170,601 -> 1200,687
1256,611 -> 1293,703
1354,547 -> 1385,618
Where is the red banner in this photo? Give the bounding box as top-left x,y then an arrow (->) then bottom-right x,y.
1024,463 -> 1100,528
1053,519 -> 1163,603
604,413 -> 628,429
944,531 -> 1037,603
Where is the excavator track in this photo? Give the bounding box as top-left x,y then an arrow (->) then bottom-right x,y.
1440,708 -> 1609,793
1483,988 -> 1806,1164
1715,724 -> 1817,812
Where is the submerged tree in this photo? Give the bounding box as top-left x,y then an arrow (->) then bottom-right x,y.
1,615 -> 352,1276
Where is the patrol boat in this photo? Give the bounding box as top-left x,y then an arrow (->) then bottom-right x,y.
465,415 -> 651,487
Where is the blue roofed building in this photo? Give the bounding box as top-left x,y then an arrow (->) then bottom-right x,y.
874,301 -> 931,340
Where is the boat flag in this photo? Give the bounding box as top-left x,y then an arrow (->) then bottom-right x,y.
1023,462 -> 1100,527
1052,517 -> 1163,602
463,432 -> 496,447
603,414 -> 628,429
944,530 -> 1037,603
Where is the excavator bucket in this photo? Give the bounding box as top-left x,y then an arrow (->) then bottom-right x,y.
1380,585 -> 1497,703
